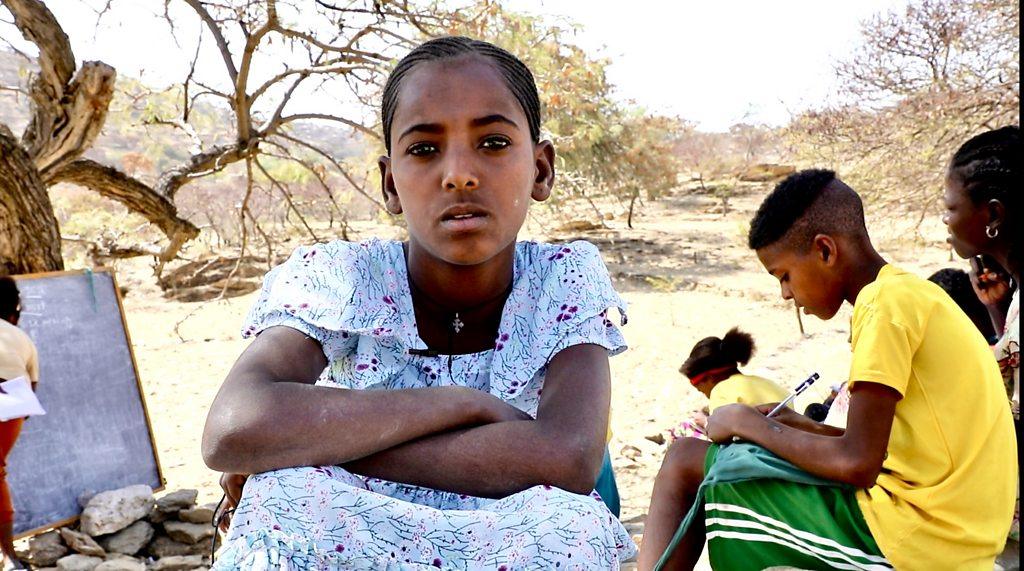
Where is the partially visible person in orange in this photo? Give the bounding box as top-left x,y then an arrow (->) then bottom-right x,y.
0,276 -> 37,570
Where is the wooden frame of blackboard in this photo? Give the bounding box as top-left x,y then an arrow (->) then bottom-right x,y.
12,268 -> 165,539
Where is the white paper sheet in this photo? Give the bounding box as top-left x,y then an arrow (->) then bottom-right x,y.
0,376 -> 45,421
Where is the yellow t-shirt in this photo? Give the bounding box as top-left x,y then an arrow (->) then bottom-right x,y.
0,319 -> 38,385
708,373 -> 788,412
850,265 -> 1016,570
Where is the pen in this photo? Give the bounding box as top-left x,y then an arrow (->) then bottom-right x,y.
766,372 -> 820,417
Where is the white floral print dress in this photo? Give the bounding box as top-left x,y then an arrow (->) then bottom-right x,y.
213,239 -> 636,570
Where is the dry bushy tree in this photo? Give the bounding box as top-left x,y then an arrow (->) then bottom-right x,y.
786,0 -> 1018,220
0,0 -> 449,276
0,0 -> 198,275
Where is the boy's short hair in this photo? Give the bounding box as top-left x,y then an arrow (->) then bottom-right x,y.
747,169 -> 868,251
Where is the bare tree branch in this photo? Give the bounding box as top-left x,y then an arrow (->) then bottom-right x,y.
180,0 -> 239,83
156,142 -> 253,198
6,0 -> 116,176
253,156 -> 320,242
48,158 -> 200,260
273,131 -> 386,211
271,113 -> 380,141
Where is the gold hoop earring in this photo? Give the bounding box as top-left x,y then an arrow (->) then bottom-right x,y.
986,225 -> 999,239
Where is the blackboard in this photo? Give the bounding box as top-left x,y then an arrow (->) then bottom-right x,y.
8,269 -> 163,537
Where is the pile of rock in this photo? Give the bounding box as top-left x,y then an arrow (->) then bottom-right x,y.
21,485 -> 218,571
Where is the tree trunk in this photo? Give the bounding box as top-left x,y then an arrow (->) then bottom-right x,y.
0,127 -> 63,275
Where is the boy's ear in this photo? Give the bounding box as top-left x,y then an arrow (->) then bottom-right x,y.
531,140 -> 555,202
378,156 -> 402,215
813,234 -> 839,267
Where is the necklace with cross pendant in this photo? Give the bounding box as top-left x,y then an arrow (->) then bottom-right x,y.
451,313 -> 465,333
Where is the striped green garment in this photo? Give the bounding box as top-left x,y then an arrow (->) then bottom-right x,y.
654,443 -> 891,571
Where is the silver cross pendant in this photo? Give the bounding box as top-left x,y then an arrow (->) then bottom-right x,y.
451,313 -> 465,334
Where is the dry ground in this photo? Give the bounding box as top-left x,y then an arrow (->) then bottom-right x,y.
89,183 -> 974,567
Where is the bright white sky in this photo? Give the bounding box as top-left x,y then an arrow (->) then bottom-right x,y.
4,0 -> 907,132
506,0 -> 909,130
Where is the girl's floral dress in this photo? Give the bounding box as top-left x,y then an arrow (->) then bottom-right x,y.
213,239 -> 636,570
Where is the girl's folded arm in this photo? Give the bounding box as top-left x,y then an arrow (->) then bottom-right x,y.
710,381 -> 899,488
201,326 -> 512,474
343,343 -> 612,498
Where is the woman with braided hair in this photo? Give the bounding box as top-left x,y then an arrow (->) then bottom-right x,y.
943,126 -> 1020,419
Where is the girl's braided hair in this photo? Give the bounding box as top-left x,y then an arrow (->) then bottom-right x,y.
949,125 -> 1019,268
381,36 -> 541,154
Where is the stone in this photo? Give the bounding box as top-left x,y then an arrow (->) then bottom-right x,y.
78,490 -> 98,509
94,558 -> 145,571
55,554 -> 103,571
644,433 -> 666,446
15,545 -> 30,561
146,536 -> 211,558
162,521 -> 215,545
59,528 -> 105,557
176,503 -> 215,525
28,530 -> 68,567
619,444 -> 642,461
146,507 -> 171,524
80,485 -> 155,536
98,521 -> 154,555
148,555 -> 205,571
155,490 -> 198,513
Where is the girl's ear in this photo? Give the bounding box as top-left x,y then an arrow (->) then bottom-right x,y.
531,140 -> 555,202
378,155 -> 402,215
987,198 -> 1006,233
813,234 -> 839,267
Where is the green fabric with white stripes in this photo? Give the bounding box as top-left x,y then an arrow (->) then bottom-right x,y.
652,443 -> 890,571
704,444 -> 888,570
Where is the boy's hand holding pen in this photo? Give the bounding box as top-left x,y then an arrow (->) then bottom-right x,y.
766,372 -> 820,418
707,373 -> 820,444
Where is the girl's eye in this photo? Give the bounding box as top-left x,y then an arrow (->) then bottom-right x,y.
480,136 -> 511,151
781,274 -> 789,283
407,142 -> 438,157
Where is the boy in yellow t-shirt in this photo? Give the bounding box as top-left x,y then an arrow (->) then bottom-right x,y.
638,169 -> 1016,571
680,327 -> 788,413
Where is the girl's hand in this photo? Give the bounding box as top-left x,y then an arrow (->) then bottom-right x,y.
970,267 -> 1012,308
706,403 -> 762,443
216,472 -> 249,532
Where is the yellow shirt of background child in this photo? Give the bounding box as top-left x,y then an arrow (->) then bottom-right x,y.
708,373 -> 788,413
0,319 -> 38,385
850,265 -> 1016,570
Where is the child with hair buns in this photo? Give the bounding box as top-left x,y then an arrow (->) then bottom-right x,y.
681,327 -> 787,412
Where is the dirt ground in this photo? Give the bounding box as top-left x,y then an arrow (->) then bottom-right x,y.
101,182 -> 971,566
